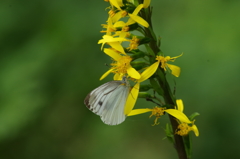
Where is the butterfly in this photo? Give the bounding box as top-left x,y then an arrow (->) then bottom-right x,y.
84,76 -> 130,125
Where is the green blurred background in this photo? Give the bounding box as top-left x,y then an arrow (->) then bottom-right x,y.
0,0 -> 240,158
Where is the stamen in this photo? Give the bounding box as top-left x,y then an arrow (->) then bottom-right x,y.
176,123 -> 191,136
111,56 -> 132,75
149,107 -> 165,126
128,36 -> 140,51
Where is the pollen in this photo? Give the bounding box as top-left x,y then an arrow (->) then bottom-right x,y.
176,123 -> 192,136
121,10 -> 128,17
122,26 -> 130,32
108,10 -> 115,17
111,55 -> 132,74
100,24 -> 116,33
127,36 -> 140,51
149,107 -> 165,126
156,55 -> 168,71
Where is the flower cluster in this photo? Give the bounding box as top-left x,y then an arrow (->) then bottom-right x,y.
98,0 -> 199,137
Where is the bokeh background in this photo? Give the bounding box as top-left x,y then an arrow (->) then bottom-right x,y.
1,0 -> 240,159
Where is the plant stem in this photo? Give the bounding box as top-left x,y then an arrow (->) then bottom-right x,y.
142,6 -> 188,159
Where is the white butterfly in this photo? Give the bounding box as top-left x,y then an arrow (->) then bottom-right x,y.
84,76 -> 130,125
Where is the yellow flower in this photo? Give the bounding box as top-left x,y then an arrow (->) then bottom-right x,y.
127,99 -> 199,137
165,99 -> 199,137
128,106 -> 165,126
111,3 -> 149,27
127,4 -> 149,28
127,36 -> 140,51
100,18 -> 116,35
124,59 -> 160,115
156,54 -> 182,77
98,35 -> 128,54
100,48 -> 141,80
108,0 -> 124,10
143,0 -> 151,8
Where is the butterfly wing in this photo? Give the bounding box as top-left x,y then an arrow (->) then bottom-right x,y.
84,79 -> 129,125
100,84 -> 129,125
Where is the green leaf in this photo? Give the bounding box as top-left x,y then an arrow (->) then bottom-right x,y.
164,123 -> 175,144
183,135 -> 192,159
138,92 -> 153,98
139,84 -> 152,91
189,112 -> 200,121
149,78 -> 164,96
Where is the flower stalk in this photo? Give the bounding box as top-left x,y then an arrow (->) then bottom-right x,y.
95,1 -> 199,159
142,4 -> 189,159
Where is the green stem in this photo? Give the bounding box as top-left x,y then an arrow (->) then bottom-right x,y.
141,5 -> 188,159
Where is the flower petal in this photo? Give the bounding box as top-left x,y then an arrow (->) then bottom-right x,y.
176,99 -> 184,112
100,68 -> 114,80
113,21 -> 126,28
126,18 -> 136,26
165,109 -> 192,124
124,82 -> 140,115
171,53 -> 183,61
143,0 -> 151,8
104,48 -> 122,61
132,4 -> 144,15
128,13 -> 149,28
167,64 -> 181,77
191,124 -> 199,137
114,73 -> 122,80
109,42 -> 126,54
109,0 -> 123,10
138,61 -> 159,82
112,11 -> 122,23
127,108 -> 152,116
127,67 -> 141,79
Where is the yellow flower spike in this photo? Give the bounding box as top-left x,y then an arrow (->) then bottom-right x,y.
143,0 -> 151,8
